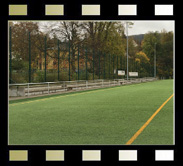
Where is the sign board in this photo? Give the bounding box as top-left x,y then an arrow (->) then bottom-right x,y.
129,72 -> 138,77
118,70 -> 125,76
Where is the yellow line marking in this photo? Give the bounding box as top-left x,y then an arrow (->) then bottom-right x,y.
125,93 -> 174,145
9,82 -> 150,107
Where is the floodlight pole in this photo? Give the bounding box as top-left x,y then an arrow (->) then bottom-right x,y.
126,22 -> 129,80
154,43 -> 157,78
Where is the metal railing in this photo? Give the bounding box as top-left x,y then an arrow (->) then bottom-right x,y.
9,77 -> 158,98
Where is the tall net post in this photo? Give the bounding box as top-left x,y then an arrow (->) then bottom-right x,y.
44,36 -> 47,82
29,32 -> 31,83
9,27 -> 12,84
93,49 -> 95,80
126,22 -> 129,80
112,55 -> 114,79
120,56 -> 122,79
99,52 -> 100,79
117,56 -> 118,79
104,53 -> 106,79
58,39 -> 60,81
78,44 -> 80,80
109,54 -> 110,79
68,41 -> 71,81
85,47 -> 88,80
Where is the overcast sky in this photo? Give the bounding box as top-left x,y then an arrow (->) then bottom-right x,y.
38,20 -> 174,36
127,21 -> 174,36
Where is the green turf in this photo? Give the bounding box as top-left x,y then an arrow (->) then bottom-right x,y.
9,79 -> 174,145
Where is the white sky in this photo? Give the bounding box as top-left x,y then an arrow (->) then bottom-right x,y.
127,21 -> 174,36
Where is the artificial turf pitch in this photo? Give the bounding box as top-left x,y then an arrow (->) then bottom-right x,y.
9,79 -> 174,145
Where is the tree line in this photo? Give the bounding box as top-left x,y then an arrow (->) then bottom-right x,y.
9,21 -> 173,83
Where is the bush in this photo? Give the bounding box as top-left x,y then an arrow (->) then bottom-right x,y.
46,73 -> 58,82
33,70 -> 58,82
32,70 -> 44,82
11,71 -> 28,83
58,70 -> 69,81
10,69 -> 111,84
